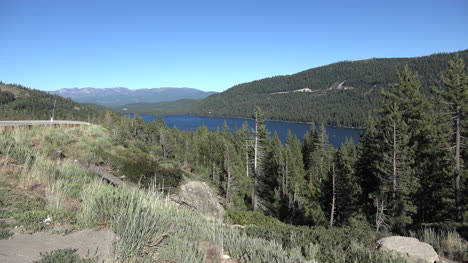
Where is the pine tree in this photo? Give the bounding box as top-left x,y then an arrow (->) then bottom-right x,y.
382,65 -> 428,126
333,138 -> 359,225
232,122 -> 254,210
253,106 -> 269,212
265,132 -> 285,218
413,111 -> 454,223
284,131 -> 307,223
356,116 -> 383,225
370,65 -> 441,231
433,54 -> 468,222
302,123 -> 318,173
307,123 -> 332,225
310,123 -> 333,186
377,102 -> 416,232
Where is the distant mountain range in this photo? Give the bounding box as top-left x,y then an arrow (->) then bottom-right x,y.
50,87 -> 217,107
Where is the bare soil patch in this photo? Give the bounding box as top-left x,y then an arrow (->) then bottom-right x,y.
0,228 -> 115,263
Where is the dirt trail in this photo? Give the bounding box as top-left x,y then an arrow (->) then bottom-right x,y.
0,229 -> 115,263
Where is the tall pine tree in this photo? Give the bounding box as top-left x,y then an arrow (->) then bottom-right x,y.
433,54 -> 468,222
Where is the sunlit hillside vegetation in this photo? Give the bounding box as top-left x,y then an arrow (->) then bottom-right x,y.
0,125 -> 418,262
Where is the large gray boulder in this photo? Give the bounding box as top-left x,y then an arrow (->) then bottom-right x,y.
172,181 -> 225,221
377,236 -> 440,263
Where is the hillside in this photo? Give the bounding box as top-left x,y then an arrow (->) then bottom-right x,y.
52,87 -> 217,107
193,50 -> 468,127
0,82 -> 103,122
0,123 -> 416,263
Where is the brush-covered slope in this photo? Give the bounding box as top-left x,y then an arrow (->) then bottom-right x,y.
0,82 -> 103,121
194,50 -> 468,127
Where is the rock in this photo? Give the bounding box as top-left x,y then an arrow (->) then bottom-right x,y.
221,253 -> 238,263
54,149 -> 66,160
199,241 -> 219,263
377,236 -> 440,263
173,181 -> 225,221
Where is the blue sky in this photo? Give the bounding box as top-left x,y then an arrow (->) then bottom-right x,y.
1,0 -> 467,92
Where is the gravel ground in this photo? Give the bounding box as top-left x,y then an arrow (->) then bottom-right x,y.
0,229 -> 115,263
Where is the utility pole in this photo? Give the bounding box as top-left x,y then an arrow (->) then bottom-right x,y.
51,98 -> 57,122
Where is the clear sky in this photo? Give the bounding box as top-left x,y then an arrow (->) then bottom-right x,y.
1,0 -> 467,92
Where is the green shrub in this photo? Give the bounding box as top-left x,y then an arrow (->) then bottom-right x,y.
225,210 -> 284,227
0,136 -> 36,165
53,209 -> 78,225
78,183 -> 175,260
33,248 -> 98,263
109,147 -> 182,188
44,128 -> 72,148
0,220 -> 12,240
78,182 -> 227,262
224,229 -> 308,263
12,195 -> 47,232
14,209 -> 49,232
237,224 -> 399,263
0,229 -> 12,240
157,239 -> 206,263
151,164 -> 183,190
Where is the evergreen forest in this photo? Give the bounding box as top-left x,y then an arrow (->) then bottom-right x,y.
95,54 -> 468,234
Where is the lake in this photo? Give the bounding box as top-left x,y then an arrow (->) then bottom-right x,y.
126,114 -> 360,148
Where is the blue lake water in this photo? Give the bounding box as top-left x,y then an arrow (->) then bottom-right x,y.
126,114 -> 360,148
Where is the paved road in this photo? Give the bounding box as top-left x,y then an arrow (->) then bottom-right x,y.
0,120 -> 90,127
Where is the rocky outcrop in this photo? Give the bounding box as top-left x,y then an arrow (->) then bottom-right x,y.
377,236 -> 440,263
172,181 -> 225,221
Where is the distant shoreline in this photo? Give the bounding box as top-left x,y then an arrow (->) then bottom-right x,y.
123,112 -> 362,130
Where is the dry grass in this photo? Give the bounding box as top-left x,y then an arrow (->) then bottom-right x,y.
410,228 -> 468,262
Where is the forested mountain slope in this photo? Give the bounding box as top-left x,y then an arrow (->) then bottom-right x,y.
194,50 -> 468,127
0,82 -> 103,122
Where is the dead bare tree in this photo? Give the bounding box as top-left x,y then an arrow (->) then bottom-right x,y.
253,109 -> 259,211
329,162 -> 336,227
252,107 -> 266,212
392,115 -> 398,201
224,143 -> 233,209
159,129 -> 169,159
373,194 -> 391,232
245,140 -> 249,178
183,139 -> 189,170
